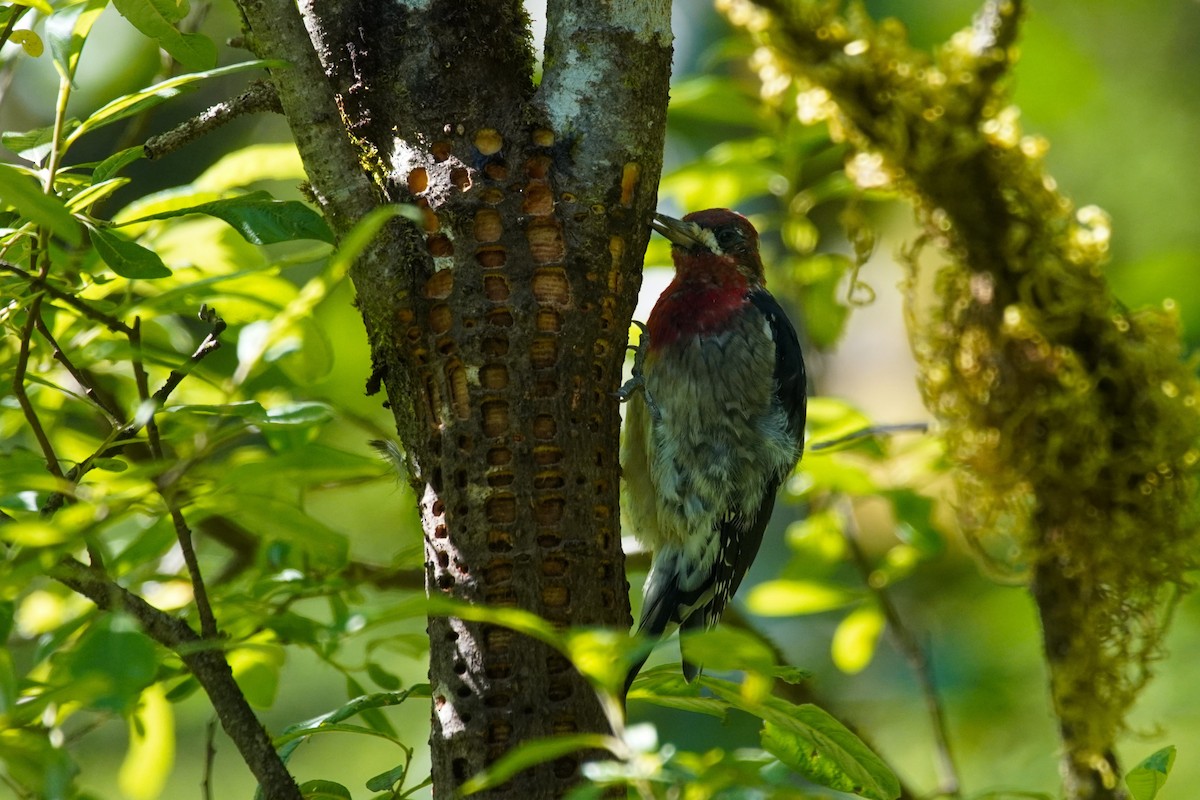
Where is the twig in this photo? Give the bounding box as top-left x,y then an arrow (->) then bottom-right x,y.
32,313 -> 124,422
1,260 -> 134,335
134,308 -> 224,639
41,307 -> 228,515
151,305 -> 227,405
203,716 -> 218,800
718,605 -> 922,800
166,502 -> 219,639
808,422 -> 929,453
12,261 -> 64,479
144,80 -> 282,160
839,498 -> 962,797
51,557 -> 302,800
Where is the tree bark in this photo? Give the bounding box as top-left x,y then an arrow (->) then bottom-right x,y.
237,1 -> 672,796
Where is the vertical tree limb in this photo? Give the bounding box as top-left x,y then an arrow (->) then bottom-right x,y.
236,1 -> 673,796
728,1 -> 1200,797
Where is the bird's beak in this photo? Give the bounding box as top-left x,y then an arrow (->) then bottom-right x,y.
650,213 -> 704,248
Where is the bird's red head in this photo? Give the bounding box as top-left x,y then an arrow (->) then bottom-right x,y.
650,208 -> 765,286
645,209 -> 767,350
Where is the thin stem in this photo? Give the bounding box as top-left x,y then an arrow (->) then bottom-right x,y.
204,717 -> 218,800
0,5 -> 28,50
51,558 -> 302,800
808,423 -> 929,453
0,261 -> 134,335
129,317 -> 164,460
32,313 -> 123,423
165,501 -> 219,639
12,259 -> 64,479
44,74 -> 74,193
131,312 -> 222,639
839,498 -> 962,798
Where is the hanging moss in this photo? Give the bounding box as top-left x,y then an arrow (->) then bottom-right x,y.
723,0 -> 1200,793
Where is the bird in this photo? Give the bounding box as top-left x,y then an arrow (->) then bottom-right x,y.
619,208 -> 807,697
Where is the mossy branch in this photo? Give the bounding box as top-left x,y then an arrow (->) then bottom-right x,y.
725,1 -> 1200,797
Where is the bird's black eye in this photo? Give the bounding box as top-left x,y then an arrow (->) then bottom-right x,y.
715,227 -> 742,250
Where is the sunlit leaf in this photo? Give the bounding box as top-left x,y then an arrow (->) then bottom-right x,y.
831,604 -> 886,674
124,190 -> 335,245
46,0 -> 106,81
461,734 -> 617,796
298,780 -> 352,800
885,489 -> 945,556
366,763 -> 407,792
229,636 -> 285,709
12,0 -> 54,14
0,163 -> 82,245
93,146 -> 146,182
1125,746 -> 1175,800
1,122 -> 80,165
118,684 -> 174,800
0,521 -> 70,546
746,579 -> 858,616
112,0 -> 217,71
195,143 -> 308,191
90,226 -> 171,279
10,28 -> 43,57
700,678 -> 900,800
65,615 -> 158,713
66,178 -> 131,213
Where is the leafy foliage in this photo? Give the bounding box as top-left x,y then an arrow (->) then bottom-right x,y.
1,3 -> 424,797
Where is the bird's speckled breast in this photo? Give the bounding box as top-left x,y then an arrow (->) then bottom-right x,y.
621,299 -> 798,551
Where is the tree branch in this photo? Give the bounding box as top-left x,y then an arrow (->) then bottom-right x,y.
731,1 -> 1200,797
144,80 -> 281,160
840,499 -> 960,798
51,558 -> 302,800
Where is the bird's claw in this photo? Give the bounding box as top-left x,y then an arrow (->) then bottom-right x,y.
616,321 -> 661,421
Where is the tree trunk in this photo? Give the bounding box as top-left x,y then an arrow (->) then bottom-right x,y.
236,0 -> 673,796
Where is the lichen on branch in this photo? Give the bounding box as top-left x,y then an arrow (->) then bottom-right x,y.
723,0 -> 1200,795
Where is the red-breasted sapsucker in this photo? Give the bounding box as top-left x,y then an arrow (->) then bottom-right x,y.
620,208 -> 807,694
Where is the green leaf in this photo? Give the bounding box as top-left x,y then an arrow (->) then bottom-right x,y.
195,143 -> 308,191
461,734 -> 616,796
698,679 -> 900,800
66,178 -> 132,213
668,75 -> 765,128
69,60 -> 284,144
124,190 -> 335,244
328,203 -> 423,274
0,163 -> 82,245
366,663 -> 402,692
346,675 -> 397,738
2,121 -> 80,165
1125,746 -> 1175,800
10,28 -> 43,57
884,489 -> 945,556
298,780 -> 352,800
626,667 -> 731,718
94,146 -> 146,182
365,764 -> 407,792
66,615 -> 158,713
46,0 -> 106,81
117,684 -> 174,800
13,0 -> 54,14
112,0 -> 217,71
746,579 -> 858,616
228,639 -> 285,709
678,625 -> 781,676
89,226 -> 171,279
831,604 -> 886,674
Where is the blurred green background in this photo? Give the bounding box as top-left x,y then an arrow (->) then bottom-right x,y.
3,0 -> 1198,797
